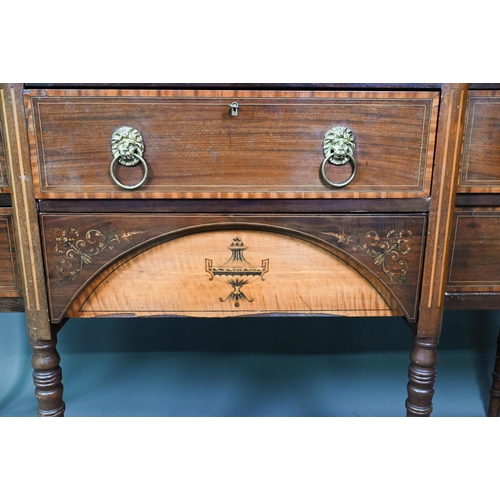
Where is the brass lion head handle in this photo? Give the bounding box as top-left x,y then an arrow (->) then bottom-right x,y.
321,126 -> 357,188
110,126 -> 148,190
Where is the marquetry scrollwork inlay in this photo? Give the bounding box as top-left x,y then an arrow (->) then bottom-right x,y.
321,229 -> 412,287
52,227 -> 148,284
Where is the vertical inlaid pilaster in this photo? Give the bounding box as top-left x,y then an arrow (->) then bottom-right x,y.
488,329 -> 500,417
406,336 -> 438,417
405,84 -> 468,417
30,336 -> 65,417
418,83 -> 469,338
1,84 -> 64,416
0,83 -> 52,341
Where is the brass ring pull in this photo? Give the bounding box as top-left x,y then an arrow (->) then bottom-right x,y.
110,126 -> 148,190
110,153 -> 148,190
321,126 -> 357,188
321,151 -> 357,188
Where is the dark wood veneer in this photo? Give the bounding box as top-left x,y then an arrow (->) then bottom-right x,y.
0,194 -> 12,206
40,213 -> 426,323
25,83 -> 443,90
0,121 -> 8,189
447,209 -> 500,287
26,89 -> 438,199
459,91 -> 500,192
38,198 -> 431,214
445,292 -> 500,310
0,297 -> 24,312
0,209 -> 22,298
2,83 -> 478,417
455,194 -> 500,206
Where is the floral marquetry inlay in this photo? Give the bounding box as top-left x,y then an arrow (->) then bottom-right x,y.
52,227 -> 149,284
321,229 -> 412,287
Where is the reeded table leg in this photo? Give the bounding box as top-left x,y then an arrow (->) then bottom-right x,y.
30,335 -> 65,417
406,335 -> 438,417
488,329 -> 500,417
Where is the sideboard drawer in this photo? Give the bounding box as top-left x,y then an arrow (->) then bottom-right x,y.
0,208 -> 22,297
447,208 -> 500,289
459,91 -> 500,192
0,120 -> 8,191
39,212 -> 426,322
26,89 -> 439,199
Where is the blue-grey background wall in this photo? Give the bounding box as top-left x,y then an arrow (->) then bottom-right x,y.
1,310 -> 499,416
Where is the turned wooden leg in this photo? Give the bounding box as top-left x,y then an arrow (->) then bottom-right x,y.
406,336 -> 438,417
488,330 -> 500,417
30,336 -> 65,417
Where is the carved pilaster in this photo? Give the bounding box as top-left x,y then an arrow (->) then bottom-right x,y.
30,336 -> 65,417
406,336 -> 438,417
488,330 -> 500,417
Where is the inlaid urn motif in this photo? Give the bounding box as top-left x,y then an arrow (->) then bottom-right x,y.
205,237 -> 269,307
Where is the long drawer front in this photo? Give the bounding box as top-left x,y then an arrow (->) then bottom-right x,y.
26,89 -> 439,199
39,213 -> 426,322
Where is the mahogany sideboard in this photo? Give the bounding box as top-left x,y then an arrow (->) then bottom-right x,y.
444,86 -> 500,416
0,82 -> 497,417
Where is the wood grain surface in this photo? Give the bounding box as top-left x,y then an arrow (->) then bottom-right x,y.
0,208 -> 22,297
67,229 -> 401,319
447,208 -> 500,289
1,84 -> 52,340
459,91 -> 500,192
414,84 -> 468,338
0,120 -> 9,191
40,213 -> 426,322
25,89 -> 439,199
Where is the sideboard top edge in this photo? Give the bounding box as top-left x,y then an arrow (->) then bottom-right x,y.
23,83 -> 445,91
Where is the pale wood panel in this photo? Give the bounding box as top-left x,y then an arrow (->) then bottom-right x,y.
67,230 -> 402,318
25,89 -> 438,200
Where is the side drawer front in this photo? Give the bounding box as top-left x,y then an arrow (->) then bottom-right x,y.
0,208 -> 22,297
459,91 -> 500,192
40,213 -> 426,323
27,89 -> 438,199
447,208 -> 500,289
0,121 -> 8,190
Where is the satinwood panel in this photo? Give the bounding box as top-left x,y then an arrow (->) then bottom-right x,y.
67,230 -> 401,319
26,89 -> 438,199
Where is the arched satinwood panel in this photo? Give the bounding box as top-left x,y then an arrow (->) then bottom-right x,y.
66,229 -> 402,319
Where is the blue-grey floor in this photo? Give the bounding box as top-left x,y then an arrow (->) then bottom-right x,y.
1,311 -> 498,417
